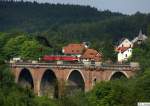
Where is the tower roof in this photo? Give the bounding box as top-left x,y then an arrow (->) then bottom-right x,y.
138,29 -> 148,41
138,29 -> 143,39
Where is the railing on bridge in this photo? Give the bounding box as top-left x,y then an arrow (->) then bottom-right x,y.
100,62 -> 139,71
10,62 -> 140,71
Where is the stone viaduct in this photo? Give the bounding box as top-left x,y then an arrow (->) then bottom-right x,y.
10,62 -> 139,98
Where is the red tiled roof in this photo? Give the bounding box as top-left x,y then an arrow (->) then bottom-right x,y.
116,47 -> 130,53
81,49 -> 102,61
63,43 -> 86,54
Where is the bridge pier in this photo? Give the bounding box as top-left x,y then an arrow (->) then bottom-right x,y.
32,68 -> 41,96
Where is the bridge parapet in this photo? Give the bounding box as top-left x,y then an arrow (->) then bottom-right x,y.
101,62 -> 140,71
10,62 -> 140,71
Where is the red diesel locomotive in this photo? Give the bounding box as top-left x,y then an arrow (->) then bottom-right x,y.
42,55 -> 79,62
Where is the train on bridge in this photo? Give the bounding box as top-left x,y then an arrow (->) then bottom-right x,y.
42,55 -> 79,62
11,55 -> 100,66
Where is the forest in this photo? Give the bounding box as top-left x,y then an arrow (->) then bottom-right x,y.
0,1 -> 150,106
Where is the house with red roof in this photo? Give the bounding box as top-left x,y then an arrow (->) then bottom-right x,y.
62,43 -> 87,57
117,47 -> 132,62
62,43 -> 102,62
115,38 -> 133,62
81,49 -> 102,62
115,38 -> 133,51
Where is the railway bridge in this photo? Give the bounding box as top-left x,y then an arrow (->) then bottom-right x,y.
10,62 -> 139,97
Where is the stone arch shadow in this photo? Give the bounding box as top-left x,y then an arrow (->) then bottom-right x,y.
39,69 -> 58,98
18,68 -> 34,89
108,71 -> 129,80
66,69 -> 85,93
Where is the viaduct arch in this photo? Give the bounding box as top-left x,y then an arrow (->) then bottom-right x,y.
18,68 -> 34,89
11,63 -> 139,97
66,70 -> 85,93
40,69 -> 58,98
109,71 -> 128,80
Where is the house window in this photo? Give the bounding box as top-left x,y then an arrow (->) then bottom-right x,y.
125,54 -> 127,57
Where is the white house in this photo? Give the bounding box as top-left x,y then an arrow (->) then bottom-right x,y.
117,38 -> 133,49
115,30 -> 147,62
117,47 -> 132,62
115,38 -> 133,62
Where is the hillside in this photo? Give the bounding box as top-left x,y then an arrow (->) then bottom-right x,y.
1,1 -> 150,58
0,1 -> 122,32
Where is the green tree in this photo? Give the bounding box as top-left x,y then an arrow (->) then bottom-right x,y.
3,35 -> 30,59
132,39 -> 150,71
135,68 -> 150,101
20,40 -> 51,60
33,97 -> 57,106
87,79 -> 139,106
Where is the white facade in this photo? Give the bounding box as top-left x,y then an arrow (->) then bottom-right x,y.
118,48 -> 132,62
118,38 -> 133,48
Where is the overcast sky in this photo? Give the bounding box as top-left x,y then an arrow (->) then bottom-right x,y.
19,0 -> 150,14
